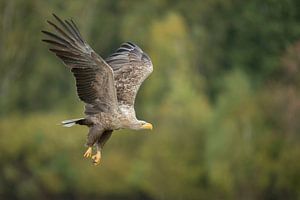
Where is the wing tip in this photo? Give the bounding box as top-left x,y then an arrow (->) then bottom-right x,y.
52,13 -> 59,19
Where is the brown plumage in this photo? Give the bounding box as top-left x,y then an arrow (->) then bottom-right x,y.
42,14 -> 153,165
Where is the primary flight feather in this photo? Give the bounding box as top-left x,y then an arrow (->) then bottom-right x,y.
42,14 -> 153,165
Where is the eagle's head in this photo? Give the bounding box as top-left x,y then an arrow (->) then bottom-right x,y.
130,120 -> 153,130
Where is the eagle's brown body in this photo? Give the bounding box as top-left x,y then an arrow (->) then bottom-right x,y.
42,14 -> 153,165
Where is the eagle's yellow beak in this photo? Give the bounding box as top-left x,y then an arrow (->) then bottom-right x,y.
142,123 -> 153,130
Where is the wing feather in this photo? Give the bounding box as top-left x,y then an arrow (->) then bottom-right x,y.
42,14 -> 118,113
105,42 -> 153,107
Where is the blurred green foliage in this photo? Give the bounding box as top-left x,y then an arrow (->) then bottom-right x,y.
1,0 -> 300,199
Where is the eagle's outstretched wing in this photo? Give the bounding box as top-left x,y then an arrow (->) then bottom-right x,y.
42,14 -> 118,113
105,42 -> 153,107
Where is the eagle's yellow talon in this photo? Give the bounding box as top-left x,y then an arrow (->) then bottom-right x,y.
92,151 -> 101,165
83,147 -> 92,158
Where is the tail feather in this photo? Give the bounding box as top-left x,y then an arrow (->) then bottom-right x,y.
61,118 -> 85,127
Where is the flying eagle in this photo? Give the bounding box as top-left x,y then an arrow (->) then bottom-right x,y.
42,14 -> 153,165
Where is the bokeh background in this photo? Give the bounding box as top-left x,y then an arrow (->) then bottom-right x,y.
1,0 -> 300,199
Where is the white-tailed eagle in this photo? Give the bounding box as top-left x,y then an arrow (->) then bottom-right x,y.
42,14 -> 153,165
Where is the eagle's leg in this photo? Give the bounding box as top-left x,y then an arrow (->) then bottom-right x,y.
92,146 -> 101,166
92,130 -> 113,165
84,126 -> 103,159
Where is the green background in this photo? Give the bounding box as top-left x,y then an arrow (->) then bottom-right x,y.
1,0 -> 300,199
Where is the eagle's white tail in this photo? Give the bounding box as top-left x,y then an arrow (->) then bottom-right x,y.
61,118 -> 85,127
